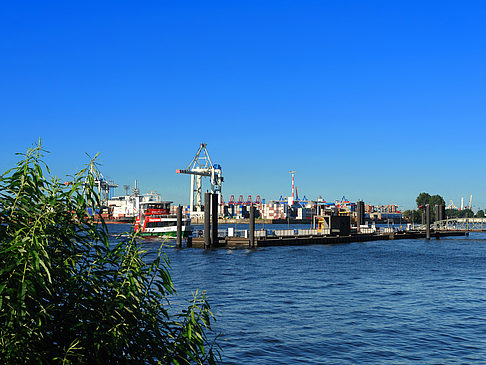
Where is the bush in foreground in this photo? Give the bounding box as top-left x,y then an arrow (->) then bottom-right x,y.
0,143 -> 219,364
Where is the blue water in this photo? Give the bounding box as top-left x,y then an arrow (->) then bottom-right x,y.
111,224 -> 486,364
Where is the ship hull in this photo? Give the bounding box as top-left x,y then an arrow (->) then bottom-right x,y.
138,225 -> 193,238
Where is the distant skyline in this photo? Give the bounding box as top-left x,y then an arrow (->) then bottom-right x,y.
1,1 -> 485,211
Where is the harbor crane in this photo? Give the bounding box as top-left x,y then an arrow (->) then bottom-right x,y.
446,200 -> 457,210
94,177 -> 118,205
82,164 -> 118,205
176,143 -> 223,215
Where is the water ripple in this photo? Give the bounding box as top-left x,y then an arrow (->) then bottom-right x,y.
110,225 -> 486,363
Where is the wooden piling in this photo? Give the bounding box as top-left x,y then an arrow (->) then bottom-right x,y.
425,204 -> 430,240
204,192 -> 211,248
249,205 -> 255,248
211,193 -> 219,246
176,205 -> 182,248
357,201 -> 364,229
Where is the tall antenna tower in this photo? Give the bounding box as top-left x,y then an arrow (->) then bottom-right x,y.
132,180 -> 140,196
289,170 -> 296,199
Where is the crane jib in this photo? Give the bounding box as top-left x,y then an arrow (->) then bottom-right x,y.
176,169 -> 211,176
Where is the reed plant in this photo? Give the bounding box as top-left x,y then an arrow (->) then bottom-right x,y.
0,142 -> 219,364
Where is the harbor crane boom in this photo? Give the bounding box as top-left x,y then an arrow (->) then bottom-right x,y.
176,169 -> 210,177
176,143 -> 223,215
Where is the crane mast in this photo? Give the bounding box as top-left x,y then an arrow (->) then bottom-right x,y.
176,143 -> 223,216
86,164 -> 118,205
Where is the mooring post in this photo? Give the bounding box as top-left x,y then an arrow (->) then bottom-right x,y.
357,201 -> 364,230
176,205 -> 182,248
211,193 -> 219,247
437,204 -> 444,222
249,205 -> 255,248
204,192 -> 211,248
425,204 -> 430,240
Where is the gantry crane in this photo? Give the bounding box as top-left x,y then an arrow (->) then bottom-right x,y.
84,164 -> 118,205
176,143 -> 223,215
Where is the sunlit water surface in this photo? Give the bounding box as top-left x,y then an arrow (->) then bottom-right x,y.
109,224 -> 486,364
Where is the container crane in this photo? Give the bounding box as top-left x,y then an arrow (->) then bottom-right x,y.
446,200 -> 457,210
83,164 -> 118,205
238,195 -> 245,205
94,177 -> 118,205
176,143 -> 223,215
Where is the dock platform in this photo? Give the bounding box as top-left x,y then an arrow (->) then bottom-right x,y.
188,230 -> 467,249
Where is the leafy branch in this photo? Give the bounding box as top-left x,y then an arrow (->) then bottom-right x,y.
0,141 -> 220,364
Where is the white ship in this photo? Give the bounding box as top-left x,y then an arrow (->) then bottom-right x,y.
134,200 -> 193,238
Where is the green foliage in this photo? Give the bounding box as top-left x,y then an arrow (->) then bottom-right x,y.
402,209 -> 420,223
477,210 -> 485,218
415,192 -> 445,209
415,192 -> 445,222
415,192 -> 431,208
445,208 -> 475,219
0,142 -> 219,364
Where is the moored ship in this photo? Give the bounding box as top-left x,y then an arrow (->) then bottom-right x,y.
134,200 -> 193,238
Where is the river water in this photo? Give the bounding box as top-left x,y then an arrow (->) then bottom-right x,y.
110,224 -> 486,364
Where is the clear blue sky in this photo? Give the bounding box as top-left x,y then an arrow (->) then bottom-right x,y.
1,1 -> 485,211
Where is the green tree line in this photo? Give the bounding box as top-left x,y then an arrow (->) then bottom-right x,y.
402,192 -> 484,222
